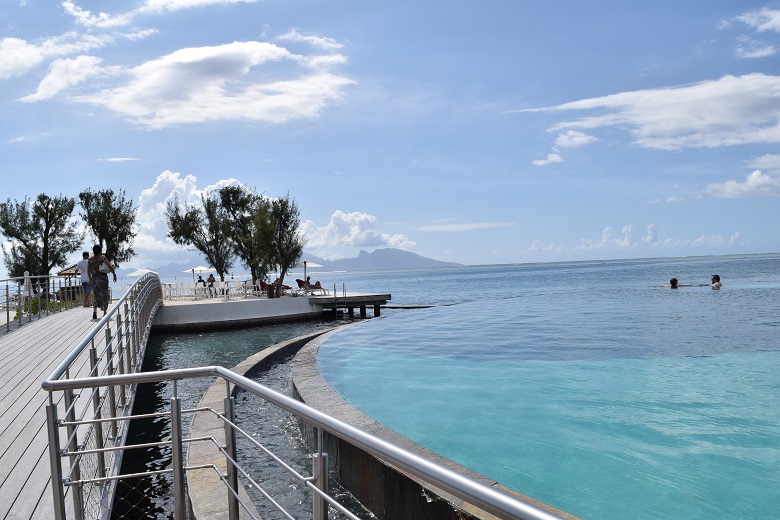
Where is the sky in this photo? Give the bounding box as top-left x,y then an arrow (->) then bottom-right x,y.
1,1 -> 779,276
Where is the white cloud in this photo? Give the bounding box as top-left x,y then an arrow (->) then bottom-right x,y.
735,36 -> 776,59
527,240 -> 564,254
278,29 -> 344,51
641,224 -> 657,244
0,33 -> 113,79
747,154 -> 780,172
665,196 -> 685,203
139,0 -> 257,14
704,169 -> 780,198
18,56 -> 106,101
301,210 -> 415,252
576,225 -> 635,251
62,1 -> 136,28
75,41 -> 354,128
555,130 -> 597,148
737,7 -> 780,33
532,153 -> 563,166
522,74 -> 780,151
416,222 -> 513,232
102,157 -> 140,162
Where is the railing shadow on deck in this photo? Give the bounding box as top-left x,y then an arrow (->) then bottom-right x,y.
41,273 -> 563,520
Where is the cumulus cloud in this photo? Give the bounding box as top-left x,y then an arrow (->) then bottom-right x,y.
301,210 -> 414,254
18,56 -> 107,101
565,224 -> 742,254
74,41 -> 354,128
521,73 -> 780,151
133,170 -> 245,263
555,130 -> 598,148
0,33 -> 113,79
704,170 -> 780,197
527,240 -> 564,254
641,224 -> 658,244
532,153 -> 563,166
576,225 -> 635,251
416,222 -> 513,232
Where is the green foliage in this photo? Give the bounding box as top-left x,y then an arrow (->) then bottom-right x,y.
78,188 -> 138,266
0,194 -> 83,277
166,192 -> 235,281
260,193 -> 305,289
218,185 -> 272,283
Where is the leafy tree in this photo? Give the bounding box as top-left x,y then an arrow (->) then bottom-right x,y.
78,188 -> 138,266
218,185 -> 272,283
0,194 -> 83,276
257,193 -> 305,290
166,192 -> 234,281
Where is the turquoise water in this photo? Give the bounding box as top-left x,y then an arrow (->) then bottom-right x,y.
317,254 -> 780,519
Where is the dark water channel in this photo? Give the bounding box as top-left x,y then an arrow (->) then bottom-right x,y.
111,319 -> 340,519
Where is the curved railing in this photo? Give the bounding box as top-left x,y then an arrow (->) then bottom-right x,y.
1,272 -> 88,331
42,272 -> 163,520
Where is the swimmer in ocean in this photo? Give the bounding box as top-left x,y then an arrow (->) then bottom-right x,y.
711,274 -> 721,289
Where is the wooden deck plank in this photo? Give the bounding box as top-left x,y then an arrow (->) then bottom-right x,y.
0,308 -> 98,520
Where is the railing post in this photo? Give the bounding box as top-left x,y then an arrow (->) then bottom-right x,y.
63,387 -> 84,520
46,403 -> 68,520
312,427 -> 328,520
170,396 -> 187,519
89,346 -> 106,479
106,341 -> 119,439
224,394 -> 239,520
5,283 -> 9,333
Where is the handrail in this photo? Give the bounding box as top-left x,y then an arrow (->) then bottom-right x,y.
43,365 -> 562,520
45,272 -> 157,383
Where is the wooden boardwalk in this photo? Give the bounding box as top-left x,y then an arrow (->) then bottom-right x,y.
0,306 -> 99,520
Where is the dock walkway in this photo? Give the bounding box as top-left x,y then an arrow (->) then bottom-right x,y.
0,306 -> 97,520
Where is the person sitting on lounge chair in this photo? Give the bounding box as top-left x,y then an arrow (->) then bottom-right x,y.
305,276 -> 323,289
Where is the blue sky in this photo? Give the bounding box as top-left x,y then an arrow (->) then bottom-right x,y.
1,1 -> 779,275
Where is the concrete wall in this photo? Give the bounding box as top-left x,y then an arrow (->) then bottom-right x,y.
152,297 -> 322,332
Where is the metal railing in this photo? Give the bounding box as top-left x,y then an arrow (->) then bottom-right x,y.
41,272 -> 563,520
43,365 -> 562,520
41,272 -> 162,520
2,272 -> 86,331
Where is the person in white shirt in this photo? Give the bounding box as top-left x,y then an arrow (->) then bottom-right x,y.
76,251 -> 91,307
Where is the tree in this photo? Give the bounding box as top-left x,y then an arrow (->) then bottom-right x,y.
0,194 -> 83,276
166,192 -> 234,281
218,185 -> 272,283
78,188 -> 138,266
257,193 -> 305,290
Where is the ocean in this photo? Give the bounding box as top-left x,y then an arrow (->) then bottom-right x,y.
121,253 -> 780,519
316,253 -> 780,519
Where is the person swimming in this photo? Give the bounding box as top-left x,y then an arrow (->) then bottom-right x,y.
711,274 -> 721,289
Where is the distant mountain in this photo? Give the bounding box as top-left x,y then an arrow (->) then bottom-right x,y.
303,248 -> 463,271
121,248 -> 461,281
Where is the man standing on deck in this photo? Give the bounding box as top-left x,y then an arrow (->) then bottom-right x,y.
76,251 -> 92,307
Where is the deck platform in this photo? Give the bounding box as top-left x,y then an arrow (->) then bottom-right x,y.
0,306 -> 99,520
